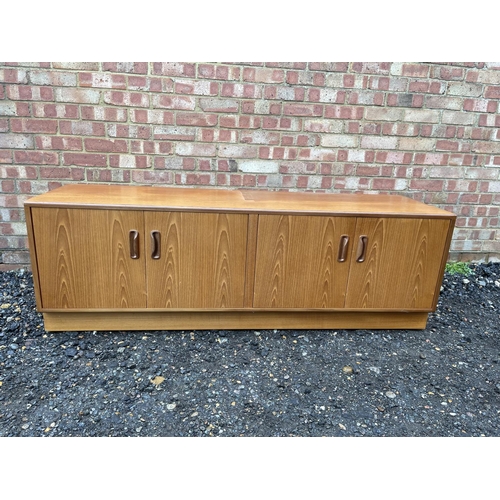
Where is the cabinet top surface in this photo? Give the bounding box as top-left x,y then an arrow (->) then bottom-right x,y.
25,184 -> 455,217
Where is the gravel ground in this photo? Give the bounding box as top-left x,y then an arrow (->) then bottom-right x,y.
0,263 -> 499,437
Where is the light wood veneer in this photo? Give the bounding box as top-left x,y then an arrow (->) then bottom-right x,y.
25,184 -> 456,331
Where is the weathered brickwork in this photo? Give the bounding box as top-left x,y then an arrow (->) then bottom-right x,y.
1,62 -> 499,268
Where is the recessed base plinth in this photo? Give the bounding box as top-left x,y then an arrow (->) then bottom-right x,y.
43,311 -> 429,332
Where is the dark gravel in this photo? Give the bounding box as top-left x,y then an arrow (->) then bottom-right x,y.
1,264 -> 499,437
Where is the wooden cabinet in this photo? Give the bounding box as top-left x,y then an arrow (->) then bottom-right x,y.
25,184 -> 456,332
344,217 -> 451,310
253,215 -> 356,309
145,211 -> 248,309
31,207 -> 147,309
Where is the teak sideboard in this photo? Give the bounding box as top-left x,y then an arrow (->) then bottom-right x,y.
24,184 -> 456,332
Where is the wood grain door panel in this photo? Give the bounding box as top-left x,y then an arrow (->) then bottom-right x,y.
31,208 -> 147,309
145,212 -> 248,308
345,217 -> 451,309
253,215 -> 357,308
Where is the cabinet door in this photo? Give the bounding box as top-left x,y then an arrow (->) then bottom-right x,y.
145,212 -> 248,308
345,217 -> 450,310
31,208 -> 147,309
253,215 -> 357,308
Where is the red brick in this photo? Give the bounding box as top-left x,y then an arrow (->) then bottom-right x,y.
198,129 -> 238,143
175,80 -> 219,96
472,141 -> 500,154
485,86 -> 500,99
7,85 -> 54,101
402,64 -> 430,77
103,91 -> 149,107
63,153 -> 107,167
176,113 -> 218,127
351,62 -> 390,74
130,141 -> 172,155
13,151 -> 58,164
409,179 -> 444,191
108,124 -> 150,139
463,99 -> 497,113
32,103 -> 78,119
243,67 -> 285,83
372,178 -> 396,190
181,173 -> 213,186
84,138 -> 128,153
86,168 -> 130,183
79,72 -> 127,89
283,103 -> 323,116
409,80 -> 446,94
152,63 -> 196,77
131,109 -> 174,125
127,75 -> 163,92
357,166 -> 381,176
11,118 -> 58,134
35,136 -> 82,151
39,167 -> 73,179
1,69 -> 28,85
478,114 -> 500,127
375,151 -> 412,164
308,63 -> 349,72
459,194 -> 480,203
80,106 -> 127,122
1,179 -> 16,192
433,66 -> 464,80
102,62 -> 148,74
266,86 -> 306,101
55,88 -> 100,104
436,140 -> 459,151
0,152 -> 12,164
197,64 -> 215,79
240,130 -> 280,145
59,120 -> 106,136
221,83 -> 260,98
152,95 -> 196,110
110,154 -> 150,169
132,170 -> 173,184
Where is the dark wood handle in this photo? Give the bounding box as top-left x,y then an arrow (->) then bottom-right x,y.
356,235 -> 368,263
151,230 -> 161,260
337,235 -> 349,262
129,230 -> 139,259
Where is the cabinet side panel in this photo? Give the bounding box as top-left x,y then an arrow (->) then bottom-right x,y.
31,208 -> 147,309
24,206 -> 43,310
146,212 -> 248,308
253,215 -> 356,308
345,218 -> 450,310
431,218 -> 455,310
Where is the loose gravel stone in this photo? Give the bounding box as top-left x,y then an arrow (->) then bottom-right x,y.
0,264 -> 500,436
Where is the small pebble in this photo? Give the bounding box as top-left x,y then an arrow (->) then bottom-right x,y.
385,391 -> 397,399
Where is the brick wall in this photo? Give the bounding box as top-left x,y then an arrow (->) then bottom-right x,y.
1,61 -> 499,269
